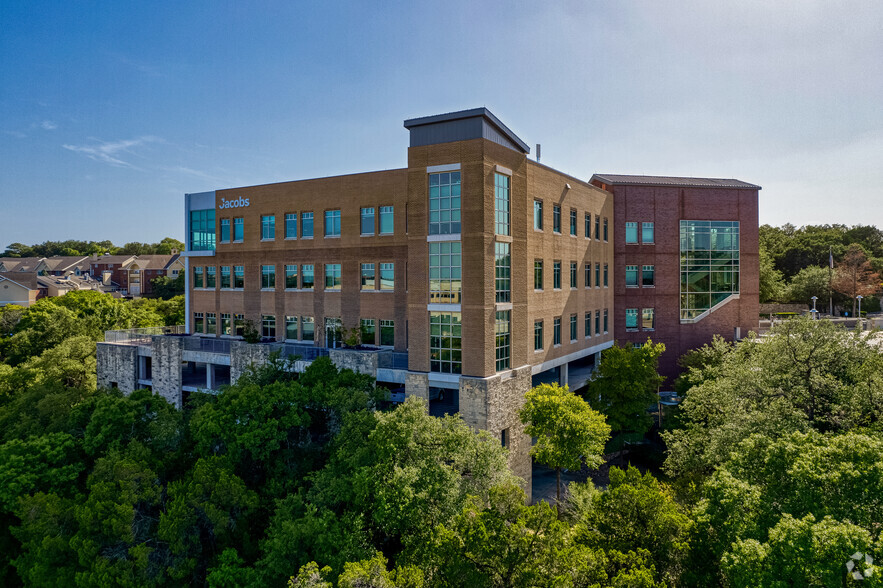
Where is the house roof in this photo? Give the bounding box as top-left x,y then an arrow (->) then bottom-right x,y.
0,257 -> 46,272
0,272 -> 39,290
128,255 -> 177,270
91,255 -> 137,266
590,174 -> 761,190
42,256 -> 90,272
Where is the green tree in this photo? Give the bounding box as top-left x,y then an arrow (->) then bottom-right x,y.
832,243 -> 881,316
520,383 -> 610,508
149,273 -> 185,299
586,339 -> 665,435
337,552 -> 423,588
758,245 -> 786,303
784,264 -> 831,306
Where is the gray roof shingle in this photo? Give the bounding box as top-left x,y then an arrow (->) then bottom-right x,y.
591,174 -> 761,190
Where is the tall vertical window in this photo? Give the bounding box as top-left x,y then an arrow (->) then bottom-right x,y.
380,319 -> 394,346
570,314 -> 577,341
325,264 -> 341,290
361,263 -> 375,290
429,312 -> 462,374
206,312 -> 217,335
604,264 -> 609,287
194,312 -> 204,333
361,207 -> 375,235
595,263 -> 600,288
285,265 -> 298,289
626,265 -> 639,287
570,262 -> 577,289
233,266 -> 244,288
534,200 -> 543,230
594,216 -> 600,240
553,261 -> 561,289
625,222 -> 638,244
495,310 -> 510,371
261,265 -> 276,289
301,212 -> 314,238
429,242 -> 461,303
534,320 -> 543,350
534,260 -> 543,290
553,205 -> 561,233
495,173 -> 510,236
193,266 -> 203,288
604,309 -> 609,333
221,313 -> 231,336
301,316 -> 315,341
553,317 -> 561,346
220,219 -> 230,243
261,215 -> 275,240
380,263 -> 394,290
233,217 -> 244,241
569,209 -> 577,236
642,308 -> 655,330
643,265 -> 655,287
585,312 -> 591,337
595,311 -> 600,335
285,213 -> 297,239
262,315 -> 276,338
234,314 -> 245,337
220,266 -> 231,289
680,220 -> 740,320
324,210 -> 341,237
585,263 -> 591,288
585,213 -> 591,238
429,172 -> 461,235
642,222 -> 655,244
189,209 -> 215,251
626,308 -> 639,331
495,242 -> 511,303
206,266 -> 216,288
603,218 -> 609,241
360,318 -> 376,344
286,316 -> 298,340
379,206 -> 394,234
302,264 -> 314,289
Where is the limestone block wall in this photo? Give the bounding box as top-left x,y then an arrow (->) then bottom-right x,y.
230,341 -> 272,384
96,343 -> 138,393
405,371 -> 429,404
151,336 -> 183,409
329,349 -> 378,378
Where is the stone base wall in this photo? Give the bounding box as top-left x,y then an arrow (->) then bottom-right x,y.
96,343 -> 138,393
230,341 -> 273,384
151,336 -> 183,409
329,349 -> 378,378
405,371 -> 429,404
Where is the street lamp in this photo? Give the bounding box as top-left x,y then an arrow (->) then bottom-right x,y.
811,296 -> 818,319
857,295 -> 864,328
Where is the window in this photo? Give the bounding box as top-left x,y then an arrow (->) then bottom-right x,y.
286,316 -> 298,340
495,242 -> 510,303
430,312 -> 462,374
643,265 -> 655,287
194,312 -> 204,333
206,312 -> 217,335
534,320 -> 543,350
626,308 -> 639,331
189,209 -> 215,251
286,265 -> 298,289
570,262 -> 577,289
234,314 -> 245,337
594,216 -> 600,240
261,215 -> 275,240
553,261 -> 561,289
495,173 -> 510,236
625,222 -> 638,244
595,310 -> 600,336
553,317 -> 561,346
285,213 -> 297,239
325,264 -> 341,290
570,209 -> 577,236
642,222 -> 655,244
361,318 -> 376,344
379,206 -> 394,234
220,266 -> 231,289
262,315 -> 276,338
324,210 -> 341,237
570,314 -> 577,342
206,266 -> 216,288
301,316 -> 315,341
604,264 -> 609,287
604,309 -> 609,333
626,265 -> 639,287
262,265 -> 275,289
361,263 -> 375,290
302,212 -> 314,238
429,172 -> 461,235
603,218 -> 608,241
642,308 -> 655,330
534,200 -> 543,230
429,241 -> 461,304
585,312 -> 591,338
585,263 -> 591,288
534,260 -> 543,290
233,217 -> 244,241
325,317 -> 342,348
680,221 -> 740,320
501,428 -> 509,449
361,207 -> 375,235
220,219 -> 230,243
193,266 -> 203,288
380,319 -> 394,346
221,313 -> 231,336
233,265 -> 244,288
380,263 -> 394,291
495,310 -> 510,371
595,263 -> 600,288
302,264 -> 314,289
585,213 -> 591,238
553,205 -> 561,233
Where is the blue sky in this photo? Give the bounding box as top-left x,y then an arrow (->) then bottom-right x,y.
2,0 -> 881,246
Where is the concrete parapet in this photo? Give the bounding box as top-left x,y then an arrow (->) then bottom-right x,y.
329,348 -> 379,377
96,343 -> 138,393
151,336 -> 183,409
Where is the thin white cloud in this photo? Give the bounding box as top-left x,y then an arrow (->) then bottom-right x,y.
40,120 -> 57,130
62,136 -> 162,168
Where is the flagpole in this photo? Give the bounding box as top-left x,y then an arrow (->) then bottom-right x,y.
829,246 -> 834,316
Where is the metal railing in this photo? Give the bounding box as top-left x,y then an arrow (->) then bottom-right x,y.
270,342 -> 330,361
378,351 -> 409,370
104,326 -> 185,345
182,337 -> 232,354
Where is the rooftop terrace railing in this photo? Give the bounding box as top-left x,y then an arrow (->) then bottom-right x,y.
378,351 -> 409,370
104,326 -> 185,345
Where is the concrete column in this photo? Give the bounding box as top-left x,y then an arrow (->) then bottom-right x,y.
96,343 -> 138,393
405,371 -> 430,405
230,341 -> 272,384
151,336 -> 183,409
559,363 -> 569,388
206,363 -> 216,390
